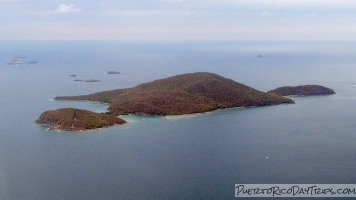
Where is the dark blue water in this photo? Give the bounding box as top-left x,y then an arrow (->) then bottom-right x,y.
0,41 -> 356,199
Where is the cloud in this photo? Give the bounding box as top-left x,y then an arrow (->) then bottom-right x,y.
104,9 -> 199,17
55,4 -> 81,13
230,0 -> 355,5
261,11 -> 272,16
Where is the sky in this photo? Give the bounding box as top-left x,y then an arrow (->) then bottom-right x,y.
0,0 -> 355,40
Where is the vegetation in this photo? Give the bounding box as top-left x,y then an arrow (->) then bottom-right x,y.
36,108 -> 126,131
55,72 -> 294,115
268,85 -> 335,96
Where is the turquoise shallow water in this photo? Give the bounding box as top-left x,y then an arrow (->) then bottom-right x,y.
0,41 -> 356,199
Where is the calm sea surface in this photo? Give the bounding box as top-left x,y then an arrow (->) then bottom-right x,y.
0,41 -> 356,199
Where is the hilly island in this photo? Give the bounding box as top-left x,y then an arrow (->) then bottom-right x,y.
268,85 -> 335,96
36,108 -> 126,131
54,72 -> 294,116
36,72 -> 295,131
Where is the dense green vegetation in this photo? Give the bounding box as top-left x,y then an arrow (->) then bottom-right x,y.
36,108 -> 126,131
55,72 -> 294,115
268,85 -> 335,96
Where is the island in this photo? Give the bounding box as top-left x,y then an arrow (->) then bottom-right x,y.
84,79 -> 101,82
7,57 -> 38,65
36,108 -> 126,131
268,85 -> 335,96
55,72 -> 294,116
107,71 -> 121,74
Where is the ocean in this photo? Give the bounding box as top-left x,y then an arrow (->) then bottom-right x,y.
0,41 -> 356,199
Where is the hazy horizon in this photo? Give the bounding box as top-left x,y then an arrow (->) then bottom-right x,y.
1,0 -> 355,40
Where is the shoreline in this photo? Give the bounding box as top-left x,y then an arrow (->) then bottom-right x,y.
53,98 -> 293,120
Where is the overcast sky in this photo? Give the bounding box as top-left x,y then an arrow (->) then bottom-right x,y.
0,0 -> 355,40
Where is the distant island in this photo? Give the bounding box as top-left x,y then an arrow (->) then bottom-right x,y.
84,79 -> 101,82
55,72 -> 294,116
71,79 -> 100,82
36,108 -> 126,131
7,57 -> 38,65
106,71 -> 121,74
268,85 -> 335,96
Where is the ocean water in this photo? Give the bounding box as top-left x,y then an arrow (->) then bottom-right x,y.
0,41 -> 356,199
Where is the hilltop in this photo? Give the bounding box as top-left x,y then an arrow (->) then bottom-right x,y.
55,72 -> 294,115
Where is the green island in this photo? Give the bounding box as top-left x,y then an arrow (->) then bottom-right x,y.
268,85 -> 335,96
54,72 -> 294,116
36,108 -> 126,131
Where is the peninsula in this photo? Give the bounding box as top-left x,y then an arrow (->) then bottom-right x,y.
268,85 -> 335,96
55,72 -> 294,116
36,108 -> 126,131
